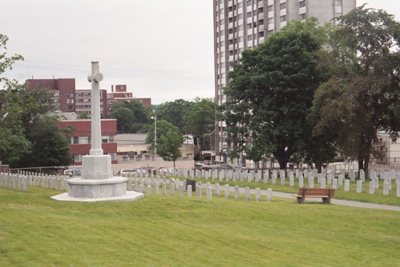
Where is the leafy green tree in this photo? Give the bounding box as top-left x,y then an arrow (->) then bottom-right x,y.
0,128 -> 31,166
145,119 -> 183,166
77,111 -> 89,119
0,33 -> 23,82
222,18 -> 328,169
109,107 -> 135,133
157,129 -> 184,167
312,5 -> 400,174
23,116 -> 71,167
109,100 -> 152,133
155,99 -> 193,132
184,98 -> 215,157
1,33 -> 71,168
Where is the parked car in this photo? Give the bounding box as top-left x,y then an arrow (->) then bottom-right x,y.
63,168 -> 81,176
118,169 -> 137,175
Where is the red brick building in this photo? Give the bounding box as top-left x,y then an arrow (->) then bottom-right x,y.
107,84 -> 152,108
75,89 -> 109,118
26,78 -> 76,113
57,119 -> 118,165
26,79 -> 151,118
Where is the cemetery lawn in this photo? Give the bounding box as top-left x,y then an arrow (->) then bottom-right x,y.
1,187 -> 399,267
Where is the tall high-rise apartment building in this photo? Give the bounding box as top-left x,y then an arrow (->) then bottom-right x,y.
212,0 -> 356,160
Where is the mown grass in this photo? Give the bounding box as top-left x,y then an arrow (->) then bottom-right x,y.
186,176 -> 400,206
0,187 -> 399,267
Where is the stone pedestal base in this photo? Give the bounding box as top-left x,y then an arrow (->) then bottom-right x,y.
51,176 -> 144,202
81,154 -> 113,179
68,177 -> 127,198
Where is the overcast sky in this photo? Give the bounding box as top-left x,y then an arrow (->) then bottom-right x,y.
1,1 -> 399,104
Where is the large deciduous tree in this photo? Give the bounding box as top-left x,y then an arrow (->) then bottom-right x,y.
184,98 -> 215,157
1,34 -> 71,168
312,5 -> 400,174
223,18 -> 327,169
109,100 -> 152,133
145,119 -> 183,167
155,99 -> 193,133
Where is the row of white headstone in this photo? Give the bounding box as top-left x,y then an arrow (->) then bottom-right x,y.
0,172 -> 69,192
126,168 -> 400,183
125,176 -> 273,202
122,170 -> 400,197
3,170 -> 399,198
0,172 -> 273,201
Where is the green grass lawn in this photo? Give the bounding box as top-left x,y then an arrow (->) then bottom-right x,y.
1,187 -> 399,267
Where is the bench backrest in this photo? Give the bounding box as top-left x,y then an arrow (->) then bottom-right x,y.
297,188 -> 335,197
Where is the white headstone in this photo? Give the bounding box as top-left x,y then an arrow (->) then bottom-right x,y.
356,180 -> 362,193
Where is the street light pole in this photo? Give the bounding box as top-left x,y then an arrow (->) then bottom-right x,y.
151,115 -> 157,162
154,116 -> 157,161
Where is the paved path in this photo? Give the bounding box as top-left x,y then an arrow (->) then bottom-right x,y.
199,183 -> 400,212
271,191 -> 400,211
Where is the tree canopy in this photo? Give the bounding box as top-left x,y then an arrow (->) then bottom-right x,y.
311,5 -> 400,173
145,119 -> 183,167
155,99 -> 193,133
109,100 -> 152,133
222,18 -> 328,169
0,33 -> 71,168
184,98 -> 215,156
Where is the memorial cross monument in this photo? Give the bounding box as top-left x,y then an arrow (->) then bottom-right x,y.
52,62 -> 143,202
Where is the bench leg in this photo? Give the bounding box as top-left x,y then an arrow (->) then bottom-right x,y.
322,198 -> 332,204
297,197 -> 305,204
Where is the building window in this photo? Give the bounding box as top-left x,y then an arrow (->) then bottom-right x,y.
280,15 -> 286,22
73,137 -> 79,144
247,11 -> 252,17
247,35 -> 253,41
267,5 -> 273,12
335,0 -> 342,6
73,154 -> 81,163
299,0 -> 306,8
79,136 -> 89,144
247,0 -> 252,6
300,13 -> 306,20
280,3 -> 286,10
268,17 -> 274,24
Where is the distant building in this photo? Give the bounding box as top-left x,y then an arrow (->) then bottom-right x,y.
26,79 -> 151,118
107,84 -> 152,109
26,78 -> 76,113
75,89 -> 109,118
57,119 -> 118,165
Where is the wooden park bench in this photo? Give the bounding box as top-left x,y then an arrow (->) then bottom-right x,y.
293,188 -> 335,204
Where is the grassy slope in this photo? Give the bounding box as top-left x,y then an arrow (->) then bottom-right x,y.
0,187 -> 399,267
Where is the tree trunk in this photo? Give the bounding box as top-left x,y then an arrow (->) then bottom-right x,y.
315,162 -> 322,173
364,154 -> 370,179
277,157 -> 288,170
